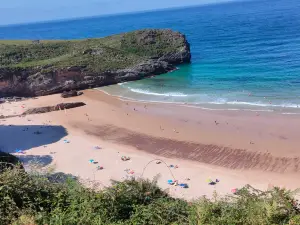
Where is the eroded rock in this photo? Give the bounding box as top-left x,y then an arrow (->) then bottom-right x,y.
22,102 -> 86,115
61,90 -> 83,98
0,29 -> 191,97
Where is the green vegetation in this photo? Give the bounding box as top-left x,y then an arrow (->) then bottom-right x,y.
0,30 -> 186,73
0,151 -> 23,172
0,39 -> 140,71
1,162 -> 300,225
120,30 -> 185,57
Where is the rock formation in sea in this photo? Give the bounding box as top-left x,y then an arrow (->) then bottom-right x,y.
0,29 -> 191,97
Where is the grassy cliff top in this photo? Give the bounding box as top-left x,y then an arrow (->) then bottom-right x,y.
0,29 -> 188,73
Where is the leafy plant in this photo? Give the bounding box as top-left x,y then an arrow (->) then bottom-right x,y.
188,185 -> 300,225
0,156 -> 299,225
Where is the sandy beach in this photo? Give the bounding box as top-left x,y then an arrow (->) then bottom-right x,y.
1,89 -> 300,200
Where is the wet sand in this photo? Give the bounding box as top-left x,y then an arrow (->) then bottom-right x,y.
1,89 -> 300,199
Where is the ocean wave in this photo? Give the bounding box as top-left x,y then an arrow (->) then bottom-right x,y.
203,98 -> 300,108
207,100 -> 273,107
282,112 -> 300,115
128,88 -> 188,97
226,101 -> 269,107
225,101 -> 300,108
95,89 -> 300,114
207,98 -> 228,104
117,82 -> 127,85
97,88 -> 300,110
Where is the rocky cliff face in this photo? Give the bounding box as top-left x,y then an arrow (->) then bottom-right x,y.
0,29 -> 191,97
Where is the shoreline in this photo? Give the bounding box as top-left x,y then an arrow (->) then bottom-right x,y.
97,85 -> 300,115
87,89 -> 300,160
1,89 -> 300,199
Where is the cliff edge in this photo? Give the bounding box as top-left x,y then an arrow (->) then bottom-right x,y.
0,29 -> 191,97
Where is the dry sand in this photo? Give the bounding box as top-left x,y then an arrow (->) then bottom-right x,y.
1,89 -> 300,200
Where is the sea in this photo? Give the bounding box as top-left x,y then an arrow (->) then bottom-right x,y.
1,0 -> 300,113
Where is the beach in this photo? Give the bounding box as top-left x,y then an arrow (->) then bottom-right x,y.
1,89 -> 300,200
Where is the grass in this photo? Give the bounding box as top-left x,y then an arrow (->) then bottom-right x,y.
0,29 -> 186,73
1,160 -> 300,225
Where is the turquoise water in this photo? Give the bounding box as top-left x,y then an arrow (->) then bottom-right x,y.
1,0 -> 300,112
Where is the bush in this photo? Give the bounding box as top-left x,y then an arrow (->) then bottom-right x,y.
0,166 -> 299,225
289,215 -> 300,225
189,185 -> 300,225
0,151 -> 24,172
98,177 -> 168,222
130,198 -> 189,225
0,168 -> 174,225
0,168 -> 70,224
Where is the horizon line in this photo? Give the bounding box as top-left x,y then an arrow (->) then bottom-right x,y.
0,0 -> 248,28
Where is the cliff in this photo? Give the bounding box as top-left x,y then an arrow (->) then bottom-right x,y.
0,29 -> 191,97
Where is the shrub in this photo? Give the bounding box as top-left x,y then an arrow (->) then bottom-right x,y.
0,168 -> 174,225
189,185 -> 300,225
98,177 -> 168,222
289,215 -> 300,225
1,165 -> 299,225
0,168 -> 70,225
0,151 -> 24,172
130,198 -> 189,225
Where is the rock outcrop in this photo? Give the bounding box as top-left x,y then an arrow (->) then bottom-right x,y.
0,29 -> 191,97
61,90 -> 83,98
22,102 -> 86,115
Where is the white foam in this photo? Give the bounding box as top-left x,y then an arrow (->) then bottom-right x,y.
207,98 -> 228,104
225,101 -> 300,108
97,89 -> 111,96
205,99 -> 300,109
117,82 -> 127,86
128,88 -> 188,97
282,112 -> 300,115
96,88 -> 300,113
183,104 -> 273,112
226,101 -> 269,107
119,85 -> 300,109
183,104 -> 241,111
279,103 -> 300,108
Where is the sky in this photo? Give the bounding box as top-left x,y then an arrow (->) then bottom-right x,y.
0,0 -> 236,26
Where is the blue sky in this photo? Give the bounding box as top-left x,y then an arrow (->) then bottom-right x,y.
0,0 -> 235,25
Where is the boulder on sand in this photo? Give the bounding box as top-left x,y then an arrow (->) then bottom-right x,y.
61,90 -> 83,98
